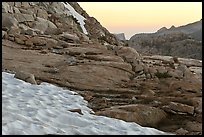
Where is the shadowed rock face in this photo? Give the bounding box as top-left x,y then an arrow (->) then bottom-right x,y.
2,2 -> 202,135
129,20 -> 202,60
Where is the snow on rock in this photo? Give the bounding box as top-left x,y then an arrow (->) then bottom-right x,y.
2,72 -> 173,135
62,2 -> 88,35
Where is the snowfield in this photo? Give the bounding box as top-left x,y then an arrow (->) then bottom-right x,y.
62,2 -> 88,35
2,72 -> 173,135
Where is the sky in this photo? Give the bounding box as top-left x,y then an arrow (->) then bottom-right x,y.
78,2 -> 202,40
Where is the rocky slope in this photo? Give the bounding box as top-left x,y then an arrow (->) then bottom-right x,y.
2,2 -> 202,135
114,33 -> 126,41
129,20 -> 202,60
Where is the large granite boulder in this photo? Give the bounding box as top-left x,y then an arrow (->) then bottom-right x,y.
32,17 -> 57,33
96,104 -> 167,127
2,13 -> 18,30
14,13 -> 34,23
114,46 -> 142,62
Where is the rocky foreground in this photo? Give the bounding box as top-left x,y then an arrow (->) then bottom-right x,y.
2,2 -> 202,135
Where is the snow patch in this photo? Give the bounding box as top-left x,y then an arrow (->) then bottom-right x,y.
62,2 -> 88,35
2,72 -> 172,135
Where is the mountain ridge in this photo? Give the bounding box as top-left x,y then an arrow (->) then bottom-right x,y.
2,2 -> 202,135
129,20 -> 202,59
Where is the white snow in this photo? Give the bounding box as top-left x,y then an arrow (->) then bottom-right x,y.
2,72 -> 173,135
62,2 -> 88,35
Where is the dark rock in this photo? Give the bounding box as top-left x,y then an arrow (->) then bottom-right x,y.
68,108 -> 83,115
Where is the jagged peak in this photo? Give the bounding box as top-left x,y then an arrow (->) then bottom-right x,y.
169,25 -> 176,30
157,27 -> 168,33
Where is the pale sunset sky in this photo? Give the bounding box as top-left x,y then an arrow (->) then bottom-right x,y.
78,2 -> 202,39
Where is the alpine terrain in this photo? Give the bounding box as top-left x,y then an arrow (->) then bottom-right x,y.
2,2 -> 202,135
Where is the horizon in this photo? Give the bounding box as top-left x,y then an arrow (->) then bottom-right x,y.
78,2 -> 202,40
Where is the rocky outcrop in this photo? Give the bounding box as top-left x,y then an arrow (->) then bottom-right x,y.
162,102 -> 194,115
67,2 -> 122,46
96,104 -> 167,127
32,17 -> 57,33
2,2 -> 122,47
2,2 -> 202,135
